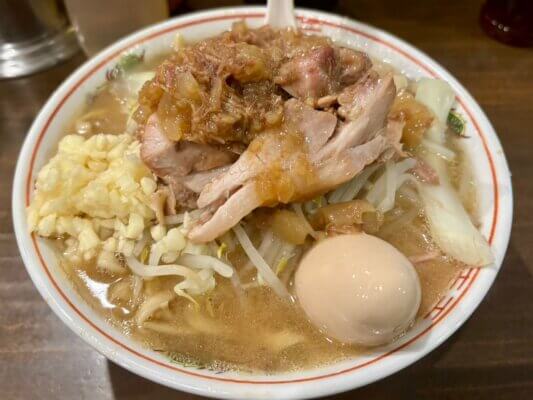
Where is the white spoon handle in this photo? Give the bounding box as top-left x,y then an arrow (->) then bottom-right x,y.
265,0 -> 296,29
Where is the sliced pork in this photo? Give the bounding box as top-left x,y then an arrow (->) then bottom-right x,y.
140,114 -> 237,177
189,74 -> 397,242
135,23 -> 402,234
140,114 -> 237,208
275,46 -> 371,101
196,99 -> 338,208
275,46 -> 336,100
283,98 -> 338,154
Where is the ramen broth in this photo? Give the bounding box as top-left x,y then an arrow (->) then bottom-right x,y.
59,201 -> 464,372
46,45 -> 474,372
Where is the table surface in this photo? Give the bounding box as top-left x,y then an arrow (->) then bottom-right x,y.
1,1 -> 532,399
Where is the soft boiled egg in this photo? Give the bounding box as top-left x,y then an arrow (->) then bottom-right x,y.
295,233 -> 421,346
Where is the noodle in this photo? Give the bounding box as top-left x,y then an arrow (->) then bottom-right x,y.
232,224 -> 292,300
142,321 -> 193,336
421,138 -> 456,161
366,158 -> 417,212
164,213 -> 185,225
291,203 -> 319,239
136,291 -> 175,325
177,254 -> 233,278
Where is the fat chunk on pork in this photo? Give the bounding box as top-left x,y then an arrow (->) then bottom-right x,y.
275,46 -> 371,101
196,99 -> 338,209
188,74 -> 397,242
141,114 -> 237,177
140,114 -> 237,208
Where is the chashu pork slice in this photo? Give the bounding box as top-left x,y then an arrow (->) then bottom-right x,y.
187,73 -> 398,242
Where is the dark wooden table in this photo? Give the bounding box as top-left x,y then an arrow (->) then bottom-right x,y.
1,1 -> 532,399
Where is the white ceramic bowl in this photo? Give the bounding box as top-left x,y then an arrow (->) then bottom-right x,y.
13,7 -> 513,400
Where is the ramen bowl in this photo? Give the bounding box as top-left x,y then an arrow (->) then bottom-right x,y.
12,7 -> 512,400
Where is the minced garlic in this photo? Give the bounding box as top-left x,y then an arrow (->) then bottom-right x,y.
27,133 -> 157,268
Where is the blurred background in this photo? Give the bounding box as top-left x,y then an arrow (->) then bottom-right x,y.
1,1 -> 532,399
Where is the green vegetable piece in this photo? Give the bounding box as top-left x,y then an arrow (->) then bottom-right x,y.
217,242 -> 227,259
140,245 -> 150,264
106,50 -> 145,81
275,257 -> 289,275
118,53 -> 144,71
447,109 -> 468,137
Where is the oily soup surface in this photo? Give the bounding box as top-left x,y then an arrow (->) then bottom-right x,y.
62,209 -> 462,372
47,32 -> 471,373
